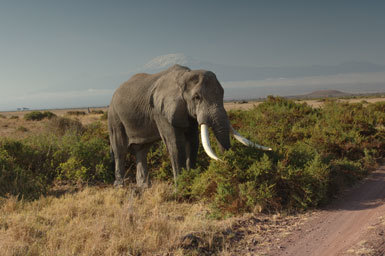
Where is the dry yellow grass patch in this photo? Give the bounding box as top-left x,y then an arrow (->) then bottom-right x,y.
0,182 -> 229,256
0,117 -> 47,139
0,110 -> 107,139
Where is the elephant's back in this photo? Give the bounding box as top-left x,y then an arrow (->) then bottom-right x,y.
112,64 -> 186,97
113,72 -> 161,99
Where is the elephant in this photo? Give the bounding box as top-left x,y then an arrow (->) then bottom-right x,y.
108,65 -> 271,188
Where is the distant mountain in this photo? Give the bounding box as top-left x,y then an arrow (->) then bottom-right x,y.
141,54 -> 385,82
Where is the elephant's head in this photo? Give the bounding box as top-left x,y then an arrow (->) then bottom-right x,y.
152,65 -> 271,160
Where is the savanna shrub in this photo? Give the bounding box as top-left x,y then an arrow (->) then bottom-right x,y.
54,122 -> 113,183
90,110 -> 104,114
67,110 -> 86,116
46,116 -> 85,135
0,142 -> 48,199
58,157 -> 89,181
16,126 -> 28,132
24,111 -> 56,121
176,97 -> 384,215
367,101 -> 385,127
0,121 -> 113,199
25,111 -> 45,121
100,111 -> 108,120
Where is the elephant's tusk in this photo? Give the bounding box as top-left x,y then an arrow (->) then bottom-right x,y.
231,126 -> 272,151
201,124 -> 222,161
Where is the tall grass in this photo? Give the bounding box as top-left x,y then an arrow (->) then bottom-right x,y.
0,183 -> 229,256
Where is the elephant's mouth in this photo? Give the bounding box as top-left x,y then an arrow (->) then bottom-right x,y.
200,124 -> 272,161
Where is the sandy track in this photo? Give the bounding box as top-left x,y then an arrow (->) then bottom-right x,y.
270,165 -> 385,256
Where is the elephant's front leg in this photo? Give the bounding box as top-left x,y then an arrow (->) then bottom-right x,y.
185,122 -> 199,170
167,131 -> 187,184
157,120 -> 187,184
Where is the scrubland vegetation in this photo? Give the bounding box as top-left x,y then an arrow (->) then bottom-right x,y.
24,111 -> 56,121
66,110 -> 87,116
1,97 -> 384,255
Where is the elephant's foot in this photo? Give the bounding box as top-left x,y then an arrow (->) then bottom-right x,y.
136,170 -> 150,190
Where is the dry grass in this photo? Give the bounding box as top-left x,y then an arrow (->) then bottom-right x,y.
0,109 -> 106,138
0,182 -> 232,256
0,183 -> 305,255
0,117 -> 47,139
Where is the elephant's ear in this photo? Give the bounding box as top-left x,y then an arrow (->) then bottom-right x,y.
151,71 -> 189,128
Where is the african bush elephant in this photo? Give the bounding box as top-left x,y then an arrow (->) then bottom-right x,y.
108,65 -> 271,187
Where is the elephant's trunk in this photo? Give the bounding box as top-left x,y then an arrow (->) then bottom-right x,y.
211,107 -> 231,150
199,106 -> 272,161
212,121 -> 231,151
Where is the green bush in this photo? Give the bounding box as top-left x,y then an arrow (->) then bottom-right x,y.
176,167 -> 202,199
67,110 -> 86,116
0,121 -> 113,198
24,111 -> 56,121
367,101 -> 385,127
0,143 -> 48,199
43,111 -> 56,119
174,97 -> 385,215
91,110 -> 105,114
52,122 -> 113,183
24,111 -> 45,121
17,126 -> 29,132
46,116 -> 85,135
100,111 -> 108,120
58,157 -> 89,181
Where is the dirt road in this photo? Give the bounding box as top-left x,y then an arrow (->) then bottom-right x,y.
270,165 -> 385,256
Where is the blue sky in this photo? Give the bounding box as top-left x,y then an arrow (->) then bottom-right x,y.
1,1 -> 385,110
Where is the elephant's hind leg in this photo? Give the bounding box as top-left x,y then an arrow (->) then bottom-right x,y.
133,144 -> 151,188
110,122 -> 128,187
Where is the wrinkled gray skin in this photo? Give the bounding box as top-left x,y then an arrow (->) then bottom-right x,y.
108,65 -> 230,187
